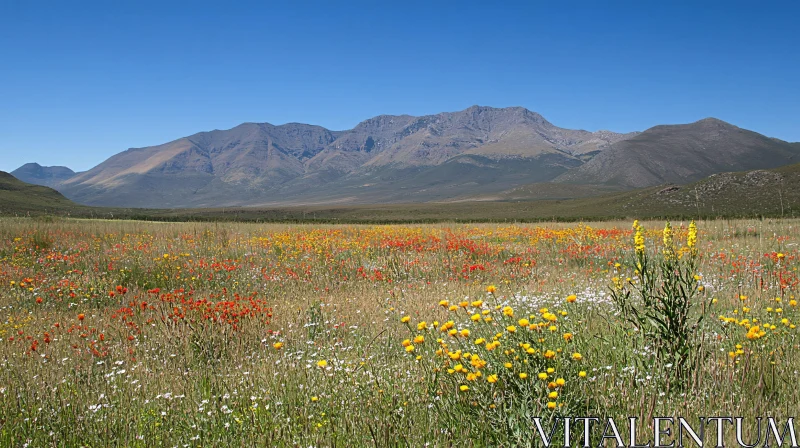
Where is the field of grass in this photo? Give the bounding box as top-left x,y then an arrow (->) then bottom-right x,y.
1,217 -> 798,446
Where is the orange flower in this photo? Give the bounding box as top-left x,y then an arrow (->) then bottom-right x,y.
78,313 -> 85,321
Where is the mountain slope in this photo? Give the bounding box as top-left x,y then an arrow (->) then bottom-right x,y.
11,163 -> 76,188
555,118 -> 800,188
0,171 -> 83,214
56,106 -> 635,207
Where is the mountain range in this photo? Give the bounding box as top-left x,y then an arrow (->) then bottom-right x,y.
10,106 -> 800,208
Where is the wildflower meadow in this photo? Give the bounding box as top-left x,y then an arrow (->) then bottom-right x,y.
0,218 -> 798,446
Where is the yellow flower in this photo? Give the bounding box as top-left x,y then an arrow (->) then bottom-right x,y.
544,350 -> 556,359
566,295 -> 577,303
471,313 -> 481,322
471,300 -> 483,307
538,372 -> 548,380
572,352 -> 583,361
519,373 -> 528,379
663,221 -> 674,255
579,371 -> 587,378
547,402 -> 557,410
548,391 -> 558,399
317,360 -> 328,368
506,325 -> 517,333
556,378 -> 565,387
402,339 -> 411,347
504,362 -> 513,369
687,220 -> 697,250
518,318 -> 530,327
563,333 -> 573,341
405,345 -> 415,353
439,300 -> 449,308
449,305 -> 458,312
459,385 -> 469,392
486,285 -> 497,294
417,321 -> 428,330
401,316 -> 411,323
413,335 -> 425,344
634,222 -> 645,255
487,374 -> 498,383
502,306 -> 514,317
460,329 -> 470,337
311,396 -> 319,402
459,301 -> 469,308
273,342 -> 284,350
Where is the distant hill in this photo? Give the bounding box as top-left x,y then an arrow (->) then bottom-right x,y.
11,163 -> 76,188
16,108 -> 800,209
555,118 -> 800,188
49,106 -> 634,207
621,162 -> 800,217
0,171 -> 82,214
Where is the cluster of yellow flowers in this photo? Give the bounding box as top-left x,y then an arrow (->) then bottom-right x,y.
401,290 -> 588,412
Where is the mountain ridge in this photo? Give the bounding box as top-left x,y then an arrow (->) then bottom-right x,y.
12,107 -> 799,208
50,106 -> 636,207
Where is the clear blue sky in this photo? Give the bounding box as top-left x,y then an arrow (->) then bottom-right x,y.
1,0 -> 798,172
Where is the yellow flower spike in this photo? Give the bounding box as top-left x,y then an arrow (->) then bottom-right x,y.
634,221 -> 645,255
687,220 -> 698,251
663,221 -> 674,255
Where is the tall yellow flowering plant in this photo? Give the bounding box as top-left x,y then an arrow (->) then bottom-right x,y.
610,221 -> 711,388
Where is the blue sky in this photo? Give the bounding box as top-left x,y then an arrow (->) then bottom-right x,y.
1,0 -> 798,172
